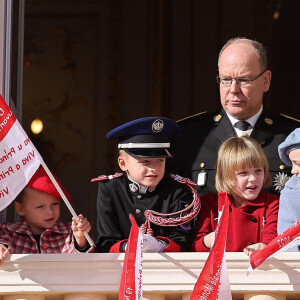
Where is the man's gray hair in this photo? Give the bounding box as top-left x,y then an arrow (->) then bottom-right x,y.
218,37 -> 268,71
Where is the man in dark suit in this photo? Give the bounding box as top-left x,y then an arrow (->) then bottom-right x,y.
170,37 -> 300,195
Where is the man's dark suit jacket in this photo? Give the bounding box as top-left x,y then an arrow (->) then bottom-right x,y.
169,109 -> 300,195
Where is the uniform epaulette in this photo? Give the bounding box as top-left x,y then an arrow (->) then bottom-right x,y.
176,111 -> 207,123
91,173 -> 124,183
280,113 -> 300,123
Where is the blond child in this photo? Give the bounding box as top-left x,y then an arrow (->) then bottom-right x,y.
192,137 -> 279,256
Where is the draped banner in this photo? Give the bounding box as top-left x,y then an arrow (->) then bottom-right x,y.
119,214 -> 143,300
0,95 -> 42,212
249,219 -> 300,270
191,192 -> 232,300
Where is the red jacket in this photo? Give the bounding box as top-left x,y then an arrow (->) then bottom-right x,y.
192,192 -> 279,252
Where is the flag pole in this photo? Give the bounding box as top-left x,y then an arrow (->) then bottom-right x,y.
41,161 -> 95,247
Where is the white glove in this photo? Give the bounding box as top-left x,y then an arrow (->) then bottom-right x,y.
142,234 -> 166,253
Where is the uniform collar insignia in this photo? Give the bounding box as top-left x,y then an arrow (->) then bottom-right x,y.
213,114 -> 222,123
264,117 -> 273,125
128,176 -> 156,194
140,185 -> 156,194
129,182 -> 139,193
148,186 -> 155,192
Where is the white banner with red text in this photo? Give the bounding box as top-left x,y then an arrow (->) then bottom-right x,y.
191,192 -> 232,300
119,214 -> 143,300
249,219 -> 300,270
0,95 -> 42,212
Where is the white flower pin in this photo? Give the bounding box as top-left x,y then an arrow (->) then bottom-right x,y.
273,172 -> 290,193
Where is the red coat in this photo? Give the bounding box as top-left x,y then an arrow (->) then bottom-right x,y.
192,192 -> 279,252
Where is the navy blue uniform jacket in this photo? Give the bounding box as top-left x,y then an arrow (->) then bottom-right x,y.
95,173 -> 194,252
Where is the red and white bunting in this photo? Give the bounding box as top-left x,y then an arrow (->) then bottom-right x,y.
119,214 -> 143,300
249,219 -> 300,270
0,95 -> 42,211
191,192 -> 232,300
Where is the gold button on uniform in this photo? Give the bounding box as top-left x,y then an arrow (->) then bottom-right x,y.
279,165 -> 285,170
200,163 -> 205,168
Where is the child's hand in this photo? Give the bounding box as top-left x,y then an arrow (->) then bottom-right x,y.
72,214 -> 91,248
0,244 -> 10,266
243,242 -> 266,256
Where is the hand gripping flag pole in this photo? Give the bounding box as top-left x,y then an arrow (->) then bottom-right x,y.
41,161 -> 94,247
0,94 -> 94,247
249,219 -> 300,271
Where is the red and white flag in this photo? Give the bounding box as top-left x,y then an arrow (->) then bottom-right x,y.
119,214 -> 143,300
0,94 -> 42,211
249,219 -> 300,270
191,192 -> 232,300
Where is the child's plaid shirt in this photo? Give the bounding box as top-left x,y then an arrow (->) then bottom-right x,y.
0,220 -> 93,253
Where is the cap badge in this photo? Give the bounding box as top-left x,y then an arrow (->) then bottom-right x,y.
264,118 -> 273,125
213,114 -> 222,122
152,119 -> 164,133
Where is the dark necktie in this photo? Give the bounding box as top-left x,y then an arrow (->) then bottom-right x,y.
234,121 -> 250,131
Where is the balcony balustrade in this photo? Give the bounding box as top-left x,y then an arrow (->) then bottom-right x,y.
0,252 -> 299,300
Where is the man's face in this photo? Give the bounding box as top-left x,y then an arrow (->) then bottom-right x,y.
218,43 -> 271,120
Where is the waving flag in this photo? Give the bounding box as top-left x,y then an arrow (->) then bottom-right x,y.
191,192 -> 232,300
249,219 -> 300,270
119,214 -> 143,300
0,94 -> 42,211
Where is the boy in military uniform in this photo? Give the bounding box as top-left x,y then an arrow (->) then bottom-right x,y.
92,117 -> 199,253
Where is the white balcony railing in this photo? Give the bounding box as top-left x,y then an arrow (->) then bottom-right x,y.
0,252 -> 300,300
